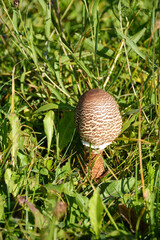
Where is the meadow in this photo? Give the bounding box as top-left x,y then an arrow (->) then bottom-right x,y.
0,0 -> 160,239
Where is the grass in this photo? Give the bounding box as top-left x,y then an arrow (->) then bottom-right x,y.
0,0 -> 160,239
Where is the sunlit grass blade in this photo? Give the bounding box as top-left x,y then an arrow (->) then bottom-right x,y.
29,24 -> 39,68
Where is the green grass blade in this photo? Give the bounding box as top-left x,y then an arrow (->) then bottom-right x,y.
61,41 -> 96,79
92,0 -> 99,56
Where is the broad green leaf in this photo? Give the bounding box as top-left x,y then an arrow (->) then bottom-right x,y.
47,85 -> 66,103
131,28 -> 146,44
4,168 -> 25,197
34,103 -> 74,114
58,111 -> 75,151
61,160 -> 71,175
45,181 -> 75,197
8,113 -> 21,166
43,110 -> 55,153
38,0 -> 52,39
35,103 -> 59,113
75,193 -> 89,217
45,183 -> 64,194
40,168 -> 49,176
17,151 -> 28,166
0,196 -> 5,220
121,113 -> 138,134
12,10 -> 18,31
44,158 -> 53,171
38,0 -> 47,11
45,4 -> 51,39
101,177 -> 135,199
63,181 -> 75,196
89,190 -> 104,238
105,229 -> 134,239
44,191 -> 58,214
4,168 -> 12,187
26,200 -> 47,229
53,160 -> 72,180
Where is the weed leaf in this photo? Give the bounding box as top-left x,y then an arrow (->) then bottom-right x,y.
58,111 -> 75,151
116,27 -> 146,60
4,168 -> 24,197
34,103 -> 74,114
8,113 -> 21,166
101,177 -> 135,199
89,190 -> 103,238
43,110 -> 55,153
0,196 -> 5,220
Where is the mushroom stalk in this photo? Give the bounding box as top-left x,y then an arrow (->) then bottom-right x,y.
84,147 -> 104,179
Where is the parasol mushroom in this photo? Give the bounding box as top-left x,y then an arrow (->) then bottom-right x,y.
75,89 -> 122,179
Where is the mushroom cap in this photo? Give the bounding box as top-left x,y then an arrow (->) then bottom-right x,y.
75,89 -> 122,150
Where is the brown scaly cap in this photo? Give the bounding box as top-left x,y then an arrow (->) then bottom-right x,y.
75,89 -> 122,149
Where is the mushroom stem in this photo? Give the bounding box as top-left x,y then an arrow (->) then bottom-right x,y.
84,147 -> 105,179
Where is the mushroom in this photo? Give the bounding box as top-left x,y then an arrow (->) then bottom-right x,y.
75,89 -> 122,179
